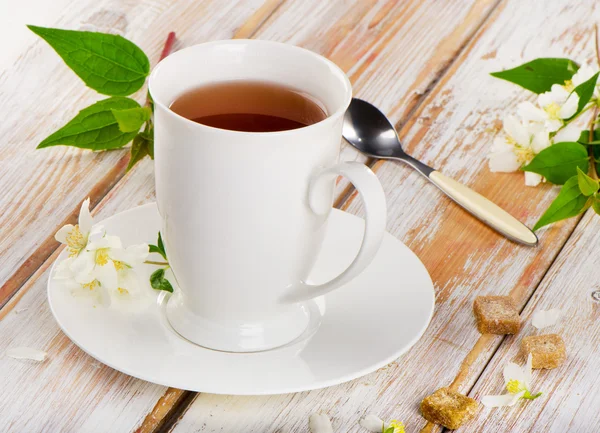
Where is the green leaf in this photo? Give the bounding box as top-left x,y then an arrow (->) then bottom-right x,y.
148,245 -> 163,256
490,58 -> 579,94
126,131 -> 153,170
577,167 -> 599,196
148,232 -> 167,260
533,176 -> 590,230
149,268 -> 173,292
158,232 -> 165,255
150,268 -> 165,289
577,129 -> 600,145
567,72 -> 599,120
37,97 -> 140,150
112,106 -> 151,133
28,25 -> 149,96
522,142 -> 589,184
592,195 -> 600,214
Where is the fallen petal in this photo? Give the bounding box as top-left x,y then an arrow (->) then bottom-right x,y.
482,391 -> 523,407
532,308 -> 563,330
359,413 -> 385,432
5,346 -> 47,361
309,413 -> 333,433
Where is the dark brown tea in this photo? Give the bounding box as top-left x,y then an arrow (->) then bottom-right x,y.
169,81 -> 327,132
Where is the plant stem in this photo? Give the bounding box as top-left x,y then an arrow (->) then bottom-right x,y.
589,106 -> 599,180
595,24 -> 600,67
145,260 -> 169,266
159,32 -> 177,62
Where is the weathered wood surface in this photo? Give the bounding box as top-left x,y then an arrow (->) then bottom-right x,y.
169,0 -> 600,432
467,208 -> 600,432
3,0 -> 600,432
0,0 -> 500,431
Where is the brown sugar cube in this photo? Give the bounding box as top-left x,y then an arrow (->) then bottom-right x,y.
473,296 -> 520,334
521,334 -> 566,369
420,387 -> 478,430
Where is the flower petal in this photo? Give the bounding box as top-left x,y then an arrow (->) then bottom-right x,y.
309,413 -> 333,433
532,308 -> 563,330
482,391 -> 524,408
531,129 -> 550,153
572,64 -> 596,87
553,124 -> 581,142
87,235 -> 122,251
525,171 -> 543,187
504,115 -> 530,147
559,93 -> 579,119
55,224 -> 75,244
359,414 -> 385,432
95,261 -> 118,290
518,101 -> 547,123
489,149 -> 521,173
5,346 -> 47,362
109,243 -> 149,266
503,361 -> 526,385
78,198 -> 93,234
87,225 -> 106,244
70,251 -> 96,280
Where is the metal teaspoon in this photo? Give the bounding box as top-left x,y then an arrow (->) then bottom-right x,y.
342,98 -> 538,247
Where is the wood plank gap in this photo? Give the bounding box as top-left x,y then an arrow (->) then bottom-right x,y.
134,389 -> 194,433
154,390 -> 197,433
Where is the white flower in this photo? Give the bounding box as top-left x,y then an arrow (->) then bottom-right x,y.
488,116 -> 550,187
570,63 -> 598,95
482,354 -> 542,407
53,197 -> 150,305
309,413 -> 333,433
55,198 -> 97,257
110,244 -> 150,298
359,414 -> 405,433
54,256 -> 111,306
518,85 -> 579,132
532,308 -> 563,329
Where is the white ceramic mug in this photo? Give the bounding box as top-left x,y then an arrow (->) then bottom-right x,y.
149,40 -> 387,352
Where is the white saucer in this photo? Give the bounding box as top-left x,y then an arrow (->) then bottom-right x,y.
48,203 -> 434,395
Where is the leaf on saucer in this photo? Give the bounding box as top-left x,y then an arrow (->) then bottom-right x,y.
150,268 -> 173,292
148,232 -> 167,260
490,58 -> 579,94
37,97 -> 140,150
28,25 -> 149,96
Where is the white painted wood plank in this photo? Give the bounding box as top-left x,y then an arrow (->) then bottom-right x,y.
468,208 -> 600,432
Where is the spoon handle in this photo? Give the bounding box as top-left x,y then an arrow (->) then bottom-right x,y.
426,171 -> 538,246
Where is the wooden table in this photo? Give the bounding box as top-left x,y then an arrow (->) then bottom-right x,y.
1,0 -> 599,431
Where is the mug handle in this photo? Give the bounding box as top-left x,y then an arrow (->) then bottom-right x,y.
280,161 -> 387,304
